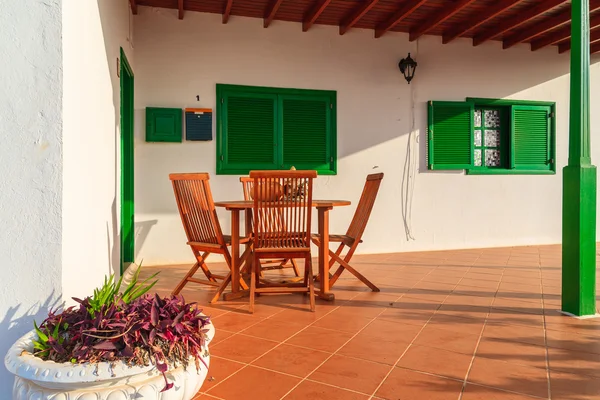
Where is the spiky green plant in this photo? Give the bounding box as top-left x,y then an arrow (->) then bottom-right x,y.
85,264 -> 158,317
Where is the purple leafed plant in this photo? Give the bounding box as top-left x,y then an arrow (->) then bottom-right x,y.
31,271 -> 211,392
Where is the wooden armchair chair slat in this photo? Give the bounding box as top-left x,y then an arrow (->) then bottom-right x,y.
169,173 -> 250,296
240,177 -> 300,277
248,170 -> 317,313
311,173 -> 384,292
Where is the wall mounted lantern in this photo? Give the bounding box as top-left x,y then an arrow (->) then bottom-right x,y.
398,53 -> 417,84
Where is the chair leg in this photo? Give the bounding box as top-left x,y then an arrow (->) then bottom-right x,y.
330,252 -> 380,292
249,255 -> 258,313
210,272 -> 231,304
195,252 -> 217,282
306,256 -> 315,312
290,259 -> 301,277
172,261 -> 201,295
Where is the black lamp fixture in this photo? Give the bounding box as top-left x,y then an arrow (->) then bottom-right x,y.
398,53 -> 417,84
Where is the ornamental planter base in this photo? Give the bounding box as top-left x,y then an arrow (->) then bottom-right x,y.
5,323 -> 214,400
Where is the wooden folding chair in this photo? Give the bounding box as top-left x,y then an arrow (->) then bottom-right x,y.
240,177 -> 300,277
249,170 -> 317,313
311,173 -> 384,292
169,173 -> 251,295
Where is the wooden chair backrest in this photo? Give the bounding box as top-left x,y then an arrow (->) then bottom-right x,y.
346,173 -> 384,242
250,170 -> 317,249
169,173 -> 225,246
240,176 -> 253,201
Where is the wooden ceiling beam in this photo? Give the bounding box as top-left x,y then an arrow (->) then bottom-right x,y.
303,0 -> 333,32
531,9 -> 600,51
442,0 -> 523,44
264,0 -> 284,28
502,9 -> 570,48
558,27 -> 600,53
130,0 -> 138,15
178,0 -> 184,19
504,0 -> 600,49
375,0 -> 427,38
340,0 -> 380,35
591,40 -> 600,54
409,0 -> 477,42
472,0 -> 566,46
531,24 -> 571,51
223,0 -> 233,24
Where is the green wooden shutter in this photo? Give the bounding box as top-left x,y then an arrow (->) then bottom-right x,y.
427,101 -> 474,170
218,92 -> 278,173
510,105 -> 552,171
279,94 -> 335,174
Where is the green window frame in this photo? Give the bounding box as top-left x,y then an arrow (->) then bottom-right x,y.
216,84 -> 337,175
427,98 -> 556,175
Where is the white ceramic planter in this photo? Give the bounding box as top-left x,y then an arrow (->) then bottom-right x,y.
4,321 -> 215,400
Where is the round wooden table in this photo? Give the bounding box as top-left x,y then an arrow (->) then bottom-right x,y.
214,199 -> 351,301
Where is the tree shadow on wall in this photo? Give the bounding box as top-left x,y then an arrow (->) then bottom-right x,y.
0,292 -> 62,393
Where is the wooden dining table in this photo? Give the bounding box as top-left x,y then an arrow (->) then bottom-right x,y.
214,199 -> 351,301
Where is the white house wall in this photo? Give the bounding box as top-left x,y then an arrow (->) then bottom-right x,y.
0,0 -> 63,394
62,0 -> 134,300
133,8 -> 600,266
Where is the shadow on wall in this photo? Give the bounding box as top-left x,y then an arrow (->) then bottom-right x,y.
135,219 -> 158,261
0,292 -> 62,389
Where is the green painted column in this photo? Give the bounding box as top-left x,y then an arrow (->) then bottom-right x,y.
562,0 -> 597,316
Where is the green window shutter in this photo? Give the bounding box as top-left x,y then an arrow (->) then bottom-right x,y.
146,107 -> 182,142
219,92 -> 278,173
279,94 -> 335,174
427,101 -> 474,170
510,105 -> 552,171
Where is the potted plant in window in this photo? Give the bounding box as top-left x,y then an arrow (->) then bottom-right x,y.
4,267 -> 215,400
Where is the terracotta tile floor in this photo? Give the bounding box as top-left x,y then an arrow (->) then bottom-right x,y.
141,245 -> 600,400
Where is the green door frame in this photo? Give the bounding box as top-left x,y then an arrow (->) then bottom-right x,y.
120,48 -> 135,274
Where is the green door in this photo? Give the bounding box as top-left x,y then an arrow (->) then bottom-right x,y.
120,48 -> 135,273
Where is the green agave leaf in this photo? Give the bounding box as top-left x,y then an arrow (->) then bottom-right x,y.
33,321 -> 48,343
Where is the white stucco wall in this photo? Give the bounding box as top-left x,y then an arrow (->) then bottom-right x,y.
0,0 -> 63,394
63,0 -> 134,299
133,8 -> 600,265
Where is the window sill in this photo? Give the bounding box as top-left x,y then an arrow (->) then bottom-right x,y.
466,169 -> 555,175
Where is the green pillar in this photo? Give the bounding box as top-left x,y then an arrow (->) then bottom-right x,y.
562,0 -> 597,316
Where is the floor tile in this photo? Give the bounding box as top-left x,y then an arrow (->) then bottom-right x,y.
208,366 -> 300,400
139,245 -> 600,400
547,347 -> 600,377
467,356 -> 549,398
252,344 -> 330,378
208,329 -> 235,347
311,312 -> 373,334
211,313 -> 259,332
396,344 -> 473,380
426,313 -> 485,336
202,357 -> 245,392
481,322 -> 546,347
486,309 -> 545,329
283,380 -> 369,400
461,384 -> 541,400
362,318 -> 423,343
549,370 -> 600,400
413,325 -> 480,355
545,329 -> 600,354
475,337 -> 547,368
210,334 -> 278,363
242,318 -> 305,342
337,332 -> 410,365
375,367 -> 463,400
285,326 -> 354,352
309,354 -> 390,395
